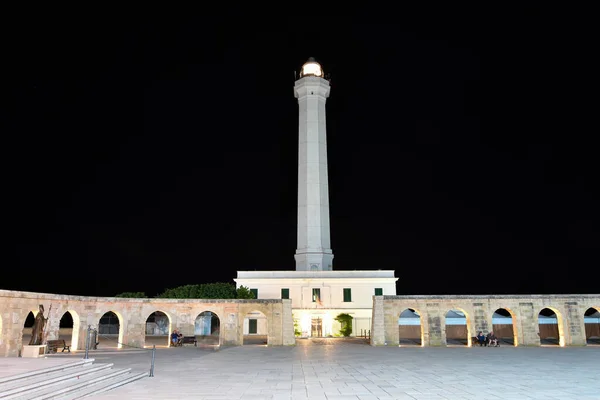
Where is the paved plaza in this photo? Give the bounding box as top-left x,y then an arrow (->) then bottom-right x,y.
31,338 -> 599,400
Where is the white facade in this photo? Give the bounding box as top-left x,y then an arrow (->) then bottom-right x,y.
235,271 -> 397,337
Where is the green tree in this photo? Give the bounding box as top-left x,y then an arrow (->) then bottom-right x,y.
114,292 -> 146,298
235,285 -> 255,299
335,313 -> 353,337
156,283 -> 238,299
201,282 -> 238,298
293,319 -> 302,337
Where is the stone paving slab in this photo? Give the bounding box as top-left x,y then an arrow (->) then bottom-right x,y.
0,357 -> 76,379
35,343 -> 600,399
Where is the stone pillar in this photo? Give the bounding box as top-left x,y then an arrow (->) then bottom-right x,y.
45,307 -> 61,342
121,313 -> 145,349
0,313 -> 4,357
419,311 -> 429,347
2,310 -> 23,357
176,313 -> 194,337
383,300 -> 399,346
77,320 -> 93,352
426,306 -> 444,346
370,296 -> 386,346
518,302 -> 540,346
223,306 -> 240,346
267,304 -> 280,346
564,301 -> 586,346
281,300 -> 295,346
472,303 -> 491,343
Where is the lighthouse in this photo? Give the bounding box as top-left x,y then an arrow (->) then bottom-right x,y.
293,58 -> 333,272
234,58 -> 397,339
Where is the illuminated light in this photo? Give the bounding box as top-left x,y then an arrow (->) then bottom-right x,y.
300,58 -> 323,78
301,314 -> 311,337
322,313 -> 333,337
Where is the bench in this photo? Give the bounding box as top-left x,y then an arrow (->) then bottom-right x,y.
181,336 -> 197,346
46,339 -> 71,353
472,336 -> 500,347
170,336 -> 197,347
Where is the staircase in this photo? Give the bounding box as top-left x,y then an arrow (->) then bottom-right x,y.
0,358 -> 147,399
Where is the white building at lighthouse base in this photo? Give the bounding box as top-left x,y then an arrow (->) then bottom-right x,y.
234,270 -> 397,337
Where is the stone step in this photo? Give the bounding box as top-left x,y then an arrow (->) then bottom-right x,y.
0,360 -> 95,386
15,368 -> 139,400
0,363 -> 113,399
50,371 -> 148,400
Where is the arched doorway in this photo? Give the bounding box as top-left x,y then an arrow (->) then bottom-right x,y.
444,309 -> 470,346
98,311 -> 123,349
145,311 -> 171,348
243,310 -> 268,345
58,311 -> 80,351
21,310 -> 37,349
398,308 -> 422,346
195,311 -> 220,345
492,308 -> 517,346
538,308 -> 564,346
584,307 -> 600,345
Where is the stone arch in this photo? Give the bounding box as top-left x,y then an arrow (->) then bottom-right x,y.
243,310 -> 268,345
443,308 -> 471,346
21,308 -> 39,347
584,306 -> 600,345
98,310 -> 124,349
492,307 -> 518,346
58,310 -> 80,351
397,308 -> 423,346
195,311 -> 221,346
145,310 -> 172,347
538,307 -> 565,346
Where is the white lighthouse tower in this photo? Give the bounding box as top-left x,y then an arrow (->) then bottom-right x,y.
294,58 -> 333,272
235,58 -> 397,339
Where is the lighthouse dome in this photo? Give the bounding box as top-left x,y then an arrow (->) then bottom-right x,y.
300,57 -> 323,78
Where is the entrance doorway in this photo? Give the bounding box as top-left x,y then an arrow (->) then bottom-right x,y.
243,310 -> 268,345
311,317 -> 322,337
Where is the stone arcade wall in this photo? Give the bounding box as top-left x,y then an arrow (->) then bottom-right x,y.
371,295 -> 600,347
0,289 -> 295,357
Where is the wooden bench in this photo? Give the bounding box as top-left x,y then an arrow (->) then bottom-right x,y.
46,339 -> 71,353
181,336 -> 197,347
170,336 -> 197,347
471,336 -> 500,347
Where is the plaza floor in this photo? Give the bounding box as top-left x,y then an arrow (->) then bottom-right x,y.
39,339 -> 600,400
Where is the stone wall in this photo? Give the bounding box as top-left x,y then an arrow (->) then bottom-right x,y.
0,289 -> 295,357
371,295 -> 600,347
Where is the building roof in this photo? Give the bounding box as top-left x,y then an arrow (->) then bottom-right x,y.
236,270 -> 397,279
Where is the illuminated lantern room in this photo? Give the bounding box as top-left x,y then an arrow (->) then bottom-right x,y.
300,57 -> 324,78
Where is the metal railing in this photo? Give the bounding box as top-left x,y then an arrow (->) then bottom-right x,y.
83,325 -> 156,377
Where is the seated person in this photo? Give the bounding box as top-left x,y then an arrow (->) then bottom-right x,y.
171,330 -> 180,346
476,331 -> 486,347
177,330 -> 184,345
488,331 -> 499,347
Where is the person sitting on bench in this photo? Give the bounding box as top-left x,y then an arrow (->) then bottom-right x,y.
171,329 -> 180,346
487,331 -> 499,347
476,331 -> 486,347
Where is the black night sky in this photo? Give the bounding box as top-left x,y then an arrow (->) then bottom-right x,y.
4,15 -> 598,297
